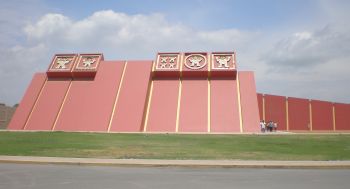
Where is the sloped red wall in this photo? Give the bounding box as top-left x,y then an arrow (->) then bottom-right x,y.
25,79 -> 71,130
7,73 -> 47,130
54,61 -> 125,132
239,72 -> 260,132
146,79 -> 179,132
110,61 -> 153,132
257,93 -> 263,121
210,79 -> 240,132
178,79 -> 208,132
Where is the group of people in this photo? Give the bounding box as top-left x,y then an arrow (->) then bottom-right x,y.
259,120 -> 278,133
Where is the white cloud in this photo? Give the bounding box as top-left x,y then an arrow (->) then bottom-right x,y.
257,25 -> 350,103
1,6 -> 350,106
24,14 -> 72,40
294,32 -> 312,40
23,10 -> 258,56
1,10 -> 259,105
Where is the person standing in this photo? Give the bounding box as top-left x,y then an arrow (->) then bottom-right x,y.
267,121 -> 273,132
260,120 -> 266,133
273,122 -> 278,132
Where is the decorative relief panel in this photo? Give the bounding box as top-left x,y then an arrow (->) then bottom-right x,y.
48,54 -> 77,72
156,53 -> 180,70
47,54 -> 78,78
184,54 -> 207,70
211,53 -> 236,70
72,53 -> 103,78
154,52 -> 235,78
75,54 -> 102,70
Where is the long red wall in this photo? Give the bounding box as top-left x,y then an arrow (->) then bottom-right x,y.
257,94 -> 350,131
334,103 -> 350,131
311,100 -> 333,131
264,94 -> 287,131
288,97 -> 310,131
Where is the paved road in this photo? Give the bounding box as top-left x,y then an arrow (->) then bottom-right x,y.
0,163 -> 349,189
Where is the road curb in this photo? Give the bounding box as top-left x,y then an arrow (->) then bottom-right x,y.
1,156 -> 350,169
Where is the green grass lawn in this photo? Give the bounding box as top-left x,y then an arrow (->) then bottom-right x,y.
0,131 -> 349,160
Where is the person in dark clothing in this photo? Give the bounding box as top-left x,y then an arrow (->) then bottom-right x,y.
267,121 -> 273,132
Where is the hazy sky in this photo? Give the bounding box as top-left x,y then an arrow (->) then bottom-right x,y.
1,0 -> 350,106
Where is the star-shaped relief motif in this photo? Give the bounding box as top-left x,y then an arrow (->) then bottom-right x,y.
56,58 -> 71,69
82,57 -> 96,67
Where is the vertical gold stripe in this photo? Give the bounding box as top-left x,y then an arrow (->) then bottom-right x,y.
175,79 -> 182,132
142,80 -> 154,132
309,100 -> 313,131
52,79 -> 72,131
207,53 -> 211,133
332,104 -> 336,131
262,95 -> 266,121
142,60 -> 156,132
180,53 -> 183,77
286,97 -> 289,131
208,53 -> 211,78
141,61 -> 155,132
236,73 -> 243,133
208,79 -> 211,133
23,77 -> 48,130
175,53 -> 184,132
107,61 -> 128,132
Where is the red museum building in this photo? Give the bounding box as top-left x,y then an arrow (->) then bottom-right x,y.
7,52 -> 350,133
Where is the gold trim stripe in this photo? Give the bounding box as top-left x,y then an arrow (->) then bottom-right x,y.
175,79 -> 182,132
180,53 -> 184,77
262,94 -> 266,121
175,53 -> 184,132
107,61 -> 128,132
309,100 -> 313,131
52,79 -> 73,131
286,97 -> 289,131
207,53 -> 211,133
208,79 -> 211,133
332,105 -> 336,131
236,73 -> 243,133
23,77 -> 48,130
208,53 -> 211,78
142,80 -> 154,132
140,60 -> 154,132
142,60 -> 156,132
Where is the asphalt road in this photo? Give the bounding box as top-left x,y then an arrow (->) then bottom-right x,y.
0,163 -> 349,189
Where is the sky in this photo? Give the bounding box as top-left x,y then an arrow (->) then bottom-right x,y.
1,0 -> 350,106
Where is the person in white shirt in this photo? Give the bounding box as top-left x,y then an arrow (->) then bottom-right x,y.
260,120 -> 266,133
